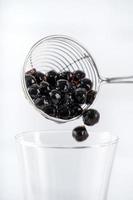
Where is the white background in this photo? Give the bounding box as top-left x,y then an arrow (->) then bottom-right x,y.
0,0 -> 133,199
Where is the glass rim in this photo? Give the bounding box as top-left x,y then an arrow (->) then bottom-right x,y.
15,130 -> 119,149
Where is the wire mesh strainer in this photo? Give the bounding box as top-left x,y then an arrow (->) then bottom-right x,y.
22,35 -> 133,123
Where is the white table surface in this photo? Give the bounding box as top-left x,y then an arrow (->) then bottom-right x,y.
0,0 -> 133,199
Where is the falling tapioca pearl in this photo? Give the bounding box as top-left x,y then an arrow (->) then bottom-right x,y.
72,126 -> 89,142
83,109 -> 100,126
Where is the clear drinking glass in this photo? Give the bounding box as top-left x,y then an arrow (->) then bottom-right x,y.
15,130 -> 119,200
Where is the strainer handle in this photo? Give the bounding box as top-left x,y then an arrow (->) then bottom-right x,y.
103,76 -> 133,83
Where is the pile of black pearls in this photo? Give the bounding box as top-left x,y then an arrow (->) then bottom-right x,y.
25,68 -> 100,142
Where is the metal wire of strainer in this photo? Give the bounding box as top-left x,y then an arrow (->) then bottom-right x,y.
22,35 -> 133,123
